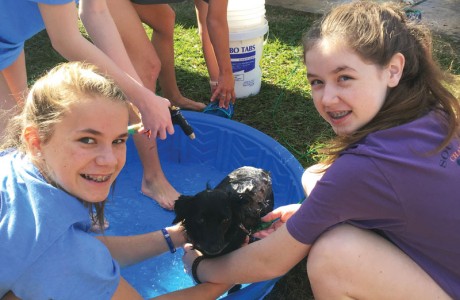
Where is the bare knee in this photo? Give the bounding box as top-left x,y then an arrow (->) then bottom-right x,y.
135,53 -> 161,90
139,5 -> 175,37
307,224 -> 365,294
306,225 -> 450,299
146,54 -> 161,77
162,7 -> 176,32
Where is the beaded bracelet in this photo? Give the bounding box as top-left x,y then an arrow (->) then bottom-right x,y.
191,256 -> 206,284
161,228 -> 176,253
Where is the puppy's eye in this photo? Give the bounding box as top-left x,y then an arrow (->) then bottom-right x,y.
222,218 -> 230,225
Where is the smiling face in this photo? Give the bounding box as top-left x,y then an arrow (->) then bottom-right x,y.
37,96 -> 129,203
305,40 -> 395,135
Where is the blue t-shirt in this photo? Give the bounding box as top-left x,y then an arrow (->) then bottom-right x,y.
0,0 -> 74,70
287,111 -> 460,298
0,151 -> 120,299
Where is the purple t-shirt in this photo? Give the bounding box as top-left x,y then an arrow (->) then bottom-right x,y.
287,111 -> 460,298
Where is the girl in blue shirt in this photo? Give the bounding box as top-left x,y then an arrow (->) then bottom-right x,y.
0,62 -> 230,299
0,0 -> 181,210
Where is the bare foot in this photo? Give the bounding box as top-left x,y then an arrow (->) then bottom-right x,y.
169,95 -> 206,111
141,177 -> 181,210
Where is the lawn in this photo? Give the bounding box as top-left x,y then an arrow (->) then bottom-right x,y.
24,2 -> 459,299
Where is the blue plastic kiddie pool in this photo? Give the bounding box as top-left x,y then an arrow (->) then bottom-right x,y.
104,111 -> 305,299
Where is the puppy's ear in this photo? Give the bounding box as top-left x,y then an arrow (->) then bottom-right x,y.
172,195 -> 194,224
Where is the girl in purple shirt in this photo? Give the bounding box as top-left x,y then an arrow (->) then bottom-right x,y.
183,1 -> 460,298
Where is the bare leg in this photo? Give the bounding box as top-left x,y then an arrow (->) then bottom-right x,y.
128,106 -> 179,210
107,0 -> 161,92
0,291 -> 20,300
0,74 -> 17,139
194,0 -> 219,84
107,0 -> 180,210
307,224 -> 451,300
134,3 -> 206,111
0,51 -> 27,138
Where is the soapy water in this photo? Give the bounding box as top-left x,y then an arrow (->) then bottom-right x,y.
106,160 -> 253,299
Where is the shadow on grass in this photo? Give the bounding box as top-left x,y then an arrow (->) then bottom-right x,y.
173,2 -> 320,48
264,257 -> 314,300
25,30 -> 66,84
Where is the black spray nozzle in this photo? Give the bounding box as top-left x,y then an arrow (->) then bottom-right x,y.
170,106 -> 195,140
127,106 -> 195,140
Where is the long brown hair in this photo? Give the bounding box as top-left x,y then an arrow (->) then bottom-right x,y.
303,0 -> 460,166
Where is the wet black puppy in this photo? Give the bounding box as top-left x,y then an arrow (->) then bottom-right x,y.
173,166 -> 274,257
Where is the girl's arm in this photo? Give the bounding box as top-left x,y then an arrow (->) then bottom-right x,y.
184,225 -> 311,284
96,224 -> 186,267
112,276 -> 232,300
204,0 -> 236,107
100,225 -> 233,299
38,1 -> 173,139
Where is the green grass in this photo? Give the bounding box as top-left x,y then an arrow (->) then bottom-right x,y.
24,2 -> 459,299
170,3 -> 334,168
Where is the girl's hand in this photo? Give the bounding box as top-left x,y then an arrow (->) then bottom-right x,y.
165,223 -> 187,248
182,243 -> 202,276
136,91 -> 174,140
253,204 -> 301,239
210,73 -> 235,109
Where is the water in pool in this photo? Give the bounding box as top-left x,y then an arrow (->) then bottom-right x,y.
100,111 -> 305,299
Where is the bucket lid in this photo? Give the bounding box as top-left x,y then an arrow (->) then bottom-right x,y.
227,0 -> 265,11
227,5 -> 265,12
229,21 -> 269,41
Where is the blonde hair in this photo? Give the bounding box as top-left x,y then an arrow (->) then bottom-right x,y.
1,62 -> 128,231
1,61 -> 127,152
303,0 -> 460,165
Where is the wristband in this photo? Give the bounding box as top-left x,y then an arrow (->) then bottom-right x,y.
161,228 -> 176,253
191,256 -> 205,284
209,80 -> 218,87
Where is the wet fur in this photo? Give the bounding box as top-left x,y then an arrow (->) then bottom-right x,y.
173,166 -> 274,257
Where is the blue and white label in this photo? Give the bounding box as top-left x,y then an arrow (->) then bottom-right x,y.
230,44 -> 256,73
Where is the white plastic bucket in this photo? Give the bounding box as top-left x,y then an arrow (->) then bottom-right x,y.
227,0 -> 265,11
227,0 -> 268,98
227,16 -> 266,32
227,9 -> 266,32
229,22 -> 268,98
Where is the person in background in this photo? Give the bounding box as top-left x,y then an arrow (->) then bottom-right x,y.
107,0 -> 206,111
126,0 -> 236,109
0,0 -> 180,210
193,0 -> 236,107
0,62 -> 231,299
182,1 -> 460,298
